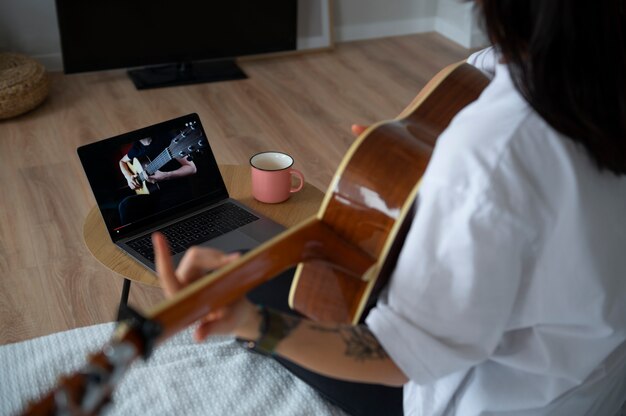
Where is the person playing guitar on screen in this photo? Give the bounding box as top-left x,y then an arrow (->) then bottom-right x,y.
118,135 -> 197,225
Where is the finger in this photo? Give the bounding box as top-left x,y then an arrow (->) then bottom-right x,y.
193,313 -> 231,341
194,321 -> 213,342
193,313 -> 221,341
205,309 -> 226,321
193,299 -> 253,342
152,232 -> 181,296
351,124 -> 368,136
176,248 -> 241,285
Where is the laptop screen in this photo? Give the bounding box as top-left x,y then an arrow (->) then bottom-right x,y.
78,113 -> 229,241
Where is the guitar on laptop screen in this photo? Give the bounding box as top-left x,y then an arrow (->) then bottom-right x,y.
124,121 -> 205,195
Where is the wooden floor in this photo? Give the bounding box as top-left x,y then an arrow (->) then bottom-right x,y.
0,33 -> 468,345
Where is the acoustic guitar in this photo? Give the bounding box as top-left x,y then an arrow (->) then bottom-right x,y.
22,61 -> 489,415
126,121 -> 205,195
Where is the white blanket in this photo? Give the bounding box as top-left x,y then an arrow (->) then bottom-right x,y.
0,323 -> 346,415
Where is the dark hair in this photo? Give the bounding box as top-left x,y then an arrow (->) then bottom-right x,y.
477,0 -> 626,175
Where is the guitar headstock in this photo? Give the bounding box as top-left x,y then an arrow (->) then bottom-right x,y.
167,121 -> 206,160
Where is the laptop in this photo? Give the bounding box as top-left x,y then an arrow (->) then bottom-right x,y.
77,113 -> 285,271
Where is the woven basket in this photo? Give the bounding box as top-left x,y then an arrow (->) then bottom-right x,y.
0,53 -> 49,119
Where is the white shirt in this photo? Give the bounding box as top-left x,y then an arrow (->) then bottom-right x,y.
366,49 -> 626,415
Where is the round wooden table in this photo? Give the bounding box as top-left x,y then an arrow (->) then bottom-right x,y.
83,165 -> 325,316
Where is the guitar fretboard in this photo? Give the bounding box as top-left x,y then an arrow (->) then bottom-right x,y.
145,148 -> 173,176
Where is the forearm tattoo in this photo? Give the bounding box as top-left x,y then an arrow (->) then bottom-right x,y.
308,324 -> 389,361
276,312 -> 302,337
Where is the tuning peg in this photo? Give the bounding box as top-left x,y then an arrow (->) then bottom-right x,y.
186,155 -> 194,161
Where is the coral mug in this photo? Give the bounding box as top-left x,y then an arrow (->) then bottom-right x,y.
250,151 -> 304,203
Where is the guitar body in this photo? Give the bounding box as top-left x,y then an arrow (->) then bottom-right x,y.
127,156 -> 160,195
289,62 -> 490,324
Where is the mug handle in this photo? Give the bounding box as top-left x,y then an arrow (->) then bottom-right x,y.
289,169 -> 304,193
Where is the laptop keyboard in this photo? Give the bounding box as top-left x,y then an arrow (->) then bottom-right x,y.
126,202 -> 259,263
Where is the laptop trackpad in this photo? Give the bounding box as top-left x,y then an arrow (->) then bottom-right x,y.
199,230 -> 260,254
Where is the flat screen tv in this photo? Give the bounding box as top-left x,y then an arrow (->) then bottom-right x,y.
55,1 -> 298,89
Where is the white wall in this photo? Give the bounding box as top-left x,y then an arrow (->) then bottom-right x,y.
0,0 -> 487,72
0,0 -> 61,69
333,0 -> 437,42
435,0 -> 487,49
333,0 -> 487,48
297,0 -> 332,50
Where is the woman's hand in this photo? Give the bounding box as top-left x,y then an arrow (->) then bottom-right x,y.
126,175 -> 141,190
152,232 -> 261,342
351,124 -> 368,136
147,170 -> 168,183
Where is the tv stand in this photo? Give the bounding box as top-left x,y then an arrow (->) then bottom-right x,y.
127,59 -> 248,90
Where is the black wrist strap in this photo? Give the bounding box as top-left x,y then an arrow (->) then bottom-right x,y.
239,306 -> 288,356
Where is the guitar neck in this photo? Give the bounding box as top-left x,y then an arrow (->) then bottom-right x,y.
149,217 -> 375,340
144,147 -> 173,176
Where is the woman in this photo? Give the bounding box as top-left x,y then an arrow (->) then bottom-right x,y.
154,1 -> 626,414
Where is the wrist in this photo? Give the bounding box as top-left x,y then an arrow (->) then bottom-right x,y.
237,305 -> 298,356
234,303 -> 263,341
